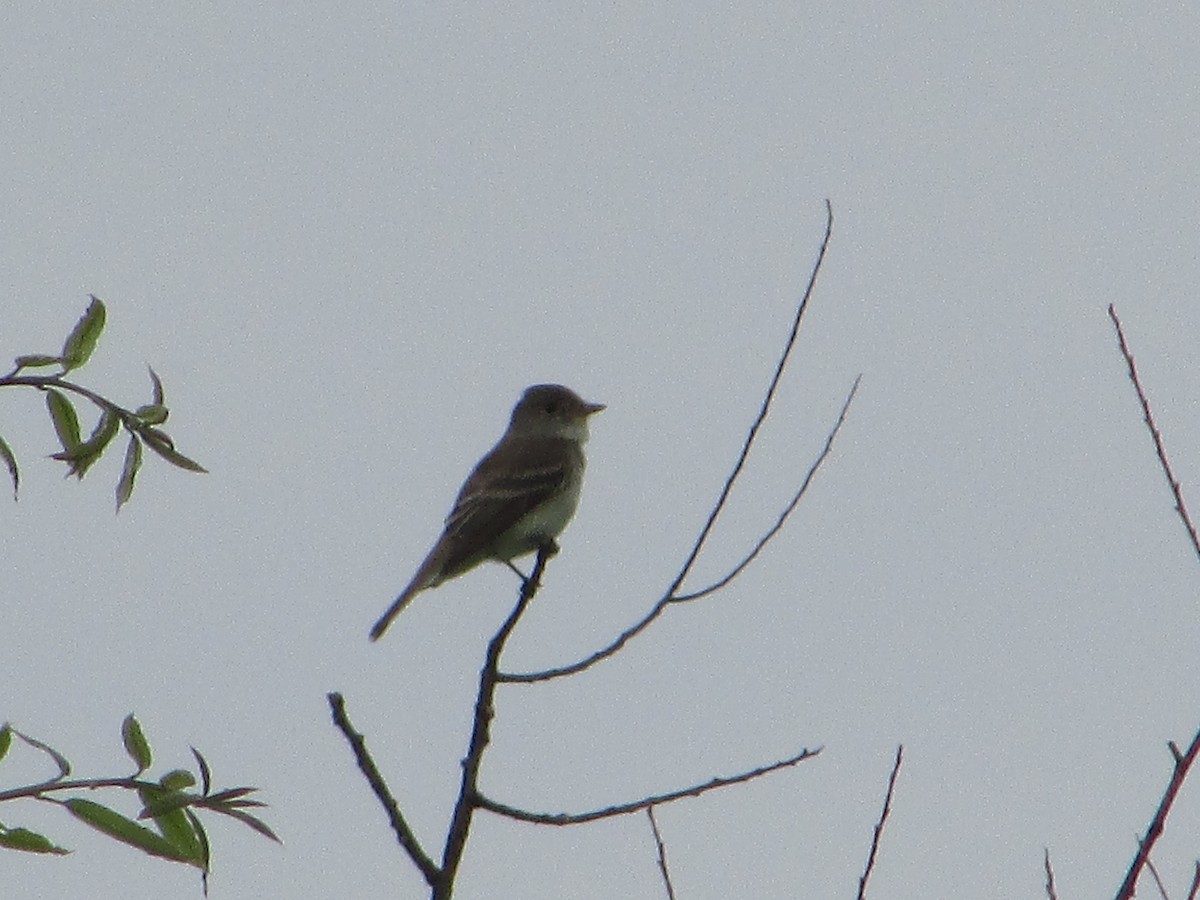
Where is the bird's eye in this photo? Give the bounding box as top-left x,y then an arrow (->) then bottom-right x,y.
544,402 -> 558,414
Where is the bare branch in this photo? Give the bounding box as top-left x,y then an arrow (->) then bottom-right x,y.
1044,848 -> 1059,900
673,374 -> 861,602
1108,304 -> 1200,562
327,692 -> 440,887
667,199 -> 834,597
499,203 -> 850,683
857,745 -> 903,900
475,745 -> 821,825
1116,725 -> 1200,899
646,806 -> 677,900
1186,861 -> 1200,900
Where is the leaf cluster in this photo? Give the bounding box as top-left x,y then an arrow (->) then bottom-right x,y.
0,297 -> 205,508
0,716 -> 278,890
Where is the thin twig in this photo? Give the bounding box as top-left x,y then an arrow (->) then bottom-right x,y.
646,806 -> 677,900
1185,861 -> 1200,900
1044,848 -> 1059,900
499,203 -> 848,683
667,199 -> 834,597
1141,844 -> 1171,900
327,692 -> 440,886
1108,304 -> 1200,562
1116,725 -> 1200,899
475,745 -> 820,825
673,374 -> 861,602
857,745 -> 903,900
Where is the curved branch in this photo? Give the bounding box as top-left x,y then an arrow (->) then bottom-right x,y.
0,374 -> 127,419
474,745 -> 820,825
673,374 -> 860,603
499,201 -> 841,683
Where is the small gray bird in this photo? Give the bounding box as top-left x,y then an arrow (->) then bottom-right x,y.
370,384 -> 604,641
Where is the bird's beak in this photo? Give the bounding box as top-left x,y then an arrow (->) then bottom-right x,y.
582,401 -> 606,416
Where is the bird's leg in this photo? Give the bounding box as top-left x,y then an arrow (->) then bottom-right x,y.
503,539 -> 560,585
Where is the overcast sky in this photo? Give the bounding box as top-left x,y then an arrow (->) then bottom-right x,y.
4,4 -> 1200,899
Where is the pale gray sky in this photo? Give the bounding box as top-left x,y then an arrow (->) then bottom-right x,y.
5,4 -> 1200,899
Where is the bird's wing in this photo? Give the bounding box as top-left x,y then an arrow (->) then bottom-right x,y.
438,437 -> 574,575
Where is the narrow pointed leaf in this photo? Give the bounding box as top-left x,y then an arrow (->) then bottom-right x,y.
210,805 -> 281,843
191,747 -> 211,797
121,714 -> 152,774
60,296 -> 106,372
13,354 -> 62,370
184,810 -> 211,873
148,367 -> 165,406
0,826 -> 71,854
0,437 -> 17,500
64,799 -> 195,864
0,724 -> 12,762
140,429 -> 207,473
45,390 -> 82,452
204,786 -> 257,803
14,729 -> 70,779
116,435 -> 143,511
137,786 -> 204,865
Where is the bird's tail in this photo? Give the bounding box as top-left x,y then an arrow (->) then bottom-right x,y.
368,585 -> 420,641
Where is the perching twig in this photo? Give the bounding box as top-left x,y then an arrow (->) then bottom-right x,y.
646,807 -> 677,900
857,745 -> 903,900
475,746 -> 821,825
501,202 -> 855,683
434,547 -> 552,898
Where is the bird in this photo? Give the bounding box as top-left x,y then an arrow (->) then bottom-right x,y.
369,384 -> 604,640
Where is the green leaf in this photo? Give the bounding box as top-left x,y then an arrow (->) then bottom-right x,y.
45,390 -> 82,453
137,785 -> 205,867
13,729 -> 70,779
12,354 -> 62,370
52,409 -> 119,479
159,770 -> 195,792
210,805 -> 281,843
60,296 -> 106,372
116,435 -> 143,511
140,428 -> 207,474
133,404 -> 169,425
0,826 -> 71,855
184,809 -> 210,873
192,747 -> 211,797
0,724 -> 11,762
148,367 -> 165,407
121,714 -> 152,774
64,798 -> 196,864
0,437 -> 17,501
